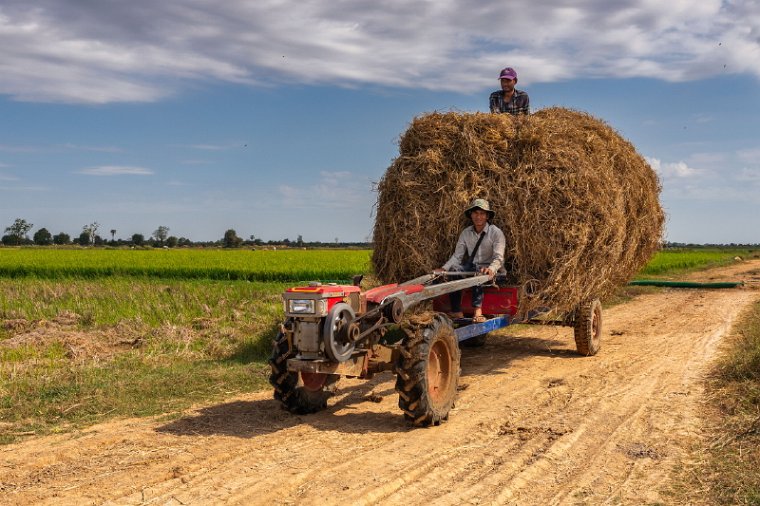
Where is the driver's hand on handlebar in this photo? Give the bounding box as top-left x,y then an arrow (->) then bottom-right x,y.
480,267 -> 495,279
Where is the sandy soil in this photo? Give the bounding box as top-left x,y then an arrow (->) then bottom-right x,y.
2,260 -> 759,506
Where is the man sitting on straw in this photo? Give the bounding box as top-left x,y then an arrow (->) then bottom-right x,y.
489,67 -> 530,115
434,199 -> 506,323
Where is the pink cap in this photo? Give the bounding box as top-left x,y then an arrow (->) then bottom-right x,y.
498,67 -> 517,80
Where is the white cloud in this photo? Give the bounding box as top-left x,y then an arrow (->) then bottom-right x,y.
646,157 -> 703,178
189,144 -> 230,151
663,183 -> 755,202
278,170 -> 372,209
0,0 -> 758,103
736,167 -> 760,182
77,165 -> 154,176
737,148 -> 760,164
688,152 -> 726,166
0,184 -> 48,192
0,143 -> 39,153
60,143 -> 123,153
174,143 -> 242,151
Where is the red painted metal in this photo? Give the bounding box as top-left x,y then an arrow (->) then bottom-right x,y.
432,285 -> 519,317
364,283 -> 425,304
286,284 -> 361,295
285,284 -> 361,313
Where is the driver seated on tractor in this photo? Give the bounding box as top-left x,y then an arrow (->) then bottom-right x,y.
434,198 -> 506,323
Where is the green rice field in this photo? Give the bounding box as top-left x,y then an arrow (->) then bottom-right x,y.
0,248 -> 372,282
637,248 -> 757,276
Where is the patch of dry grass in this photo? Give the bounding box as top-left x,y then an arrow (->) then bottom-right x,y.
0,278 -> 285,444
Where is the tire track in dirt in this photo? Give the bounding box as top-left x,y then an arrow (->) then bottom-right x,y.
1,260 -> 758,505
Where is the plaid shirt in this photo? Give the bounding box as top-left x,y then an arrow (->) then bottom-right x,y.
489,89 -> 530,115
442,223 -> 506,274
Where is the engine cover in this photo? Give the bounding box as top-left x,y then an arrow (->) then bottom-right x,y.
293,319 -> 322,359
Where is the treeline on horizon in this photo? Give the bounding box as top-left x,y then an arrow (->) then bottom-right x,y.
1,218 -> 370,249
662,241 -> 760,249
2,218 -> 758,250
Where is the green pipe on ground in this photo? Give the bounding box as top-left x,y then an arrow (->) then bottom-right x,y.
628,280 -> 744,288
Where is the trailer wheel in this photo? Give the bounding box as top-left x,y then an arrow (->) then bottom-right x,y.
395,314 -> 460,426
268,322 -> 339,414
573,298 -> 602,356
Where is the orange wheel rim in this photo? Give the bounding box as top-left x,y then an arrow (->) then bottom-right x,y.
301,372 -> 326,392
427,340 -> 452,405
592,307 -> 600,338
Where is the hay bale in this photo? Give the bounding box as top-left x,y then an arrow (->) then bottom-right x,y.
372,108 -> 664,316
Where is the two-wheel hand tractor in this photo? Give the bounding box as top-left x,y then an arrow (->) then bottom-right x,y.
269,273 -> 602,426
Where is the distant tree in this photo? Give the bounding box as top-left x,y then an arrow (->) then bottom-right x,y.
177,237 -> 191,247
93,234 -> 105,246
223,229 -> 243,248
110,229 -> 116,242
4,218 -> 33,244
53,232 -> 70,245
33,228 -> 53,245
78,231 -> 91,246
166,236 -> 178,248
153,226 -> 170,246
297,234 -> 304,246
132,233 -> 145,246
82,222 -> 99,246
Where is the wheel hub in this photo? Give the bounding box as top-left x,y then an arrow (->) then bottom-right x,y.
301,372 -> 327,392
427,340 -> 453,405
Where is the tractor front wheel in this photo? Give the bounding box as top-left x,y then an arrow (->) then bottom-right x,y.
573,298 -> 602,356
268,323 -> 339,414
395,313 -> 461,426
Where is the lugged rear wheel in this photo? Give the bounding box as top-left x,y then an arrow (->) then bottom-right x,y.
573,298 -> 602,356
268,321 -> 339,414
395,313 -> 460,426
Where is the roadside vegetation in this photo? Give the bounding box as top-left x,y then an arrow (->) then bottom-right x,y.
672,299 -> 760,505
0,246 -> 757,456
0,249 -> 369,444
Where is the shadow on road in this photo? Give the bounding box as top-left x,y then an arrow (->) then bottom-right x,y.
157,331 -> 588,439
156,376 -> 408,439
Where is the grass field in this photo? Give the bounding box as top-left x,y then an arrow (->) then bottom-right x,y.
0,248 -> 370,443
637,247 -> 758,276
0,246 -> 756,446
0,247 -> 372,282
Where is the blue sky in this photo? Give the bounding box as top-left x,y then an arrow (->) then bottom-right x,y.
1,0 -> 758,244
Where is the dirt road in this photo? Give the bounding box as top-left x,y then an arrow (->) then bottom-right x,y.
2,261 -> 759,505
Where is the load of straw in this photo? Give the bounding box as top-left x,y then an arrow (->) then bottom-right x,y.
372,107 -> 664,316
